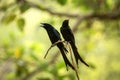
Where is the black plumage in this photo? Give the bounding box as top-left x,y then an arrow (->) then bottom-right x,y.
40,23 -> 75,70
60,20 -> 89,67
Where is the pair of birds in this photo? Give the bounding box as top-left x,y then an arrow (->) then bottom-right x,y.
41,20 -> 89,70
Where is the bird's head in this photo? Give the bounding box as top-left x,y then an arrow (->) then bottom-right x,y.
40,23 -> 48,28
62,19 -> 69,27
40,23 -> 53,30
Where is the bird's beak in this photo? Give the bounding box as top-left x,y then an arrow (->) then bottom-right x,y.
40,23 -> 44,27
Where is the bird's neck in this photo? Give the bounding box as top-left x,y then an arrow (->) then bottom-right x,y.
62,25 -> 69,28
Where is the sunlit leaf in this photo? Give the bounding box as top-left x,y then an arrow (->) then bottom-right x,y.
56,62 -> 65,69
17,18 -> 25,31
3,39 -> 9,48
106,0 -> 114,9
72,0 -> 82,6
3,14 -> 16,24
20,3 -> 30,13
57,0 -> 67,5
16,61 -> 28,77
14,47 -> 21,59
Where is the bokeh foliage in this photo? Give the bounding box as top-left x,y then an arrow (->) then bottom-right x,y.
0,0 -> 120,80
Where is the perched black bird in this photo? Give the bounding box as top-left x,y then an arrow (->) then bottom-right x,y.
60,20 -> 89,67
40,23 -> 75,70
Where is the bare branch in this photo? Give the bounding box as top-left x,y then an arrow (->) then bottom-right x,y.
24,1 -> 79,18
25,1 -> 120,20
44,40 -> 66,58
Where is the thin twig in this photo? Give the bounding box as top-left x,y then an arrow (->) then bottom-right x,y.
44,40 -> 66,58
68,43 -> 80,80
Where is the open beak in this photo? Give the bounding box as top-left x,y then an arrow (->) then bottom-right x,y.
40,23 -> 45,27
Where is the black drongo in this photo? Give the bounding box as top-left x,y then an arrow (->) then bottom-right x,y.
60,20 -> 89,67
41,23 -> 75,70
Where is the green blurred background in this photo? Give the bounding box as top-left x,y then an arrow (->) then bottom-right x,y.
0,0 -> 120,80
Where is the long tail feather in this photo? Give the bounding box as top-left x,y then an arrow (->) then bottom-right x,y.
70,42 -> 89,67
58,44 -> 75,70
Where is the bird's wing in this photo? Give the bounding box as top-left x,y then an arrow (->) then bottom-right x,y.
53,28 -> 61,40
66,28 -> 75,43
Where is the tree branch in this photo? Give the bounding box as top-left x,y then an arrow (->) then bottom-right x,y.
71,11 -> 120,32
25,1 -> 120,20
24,0 -> 79,18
